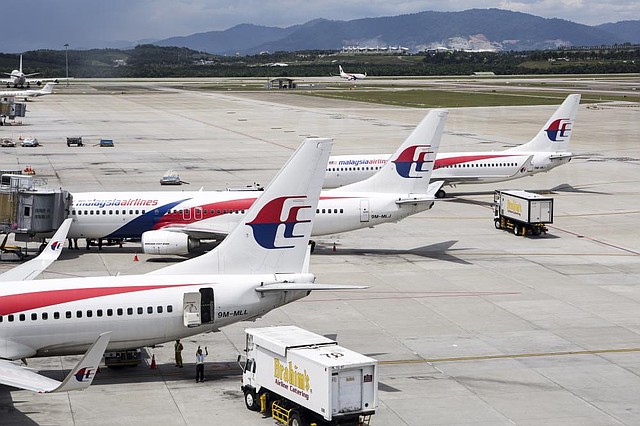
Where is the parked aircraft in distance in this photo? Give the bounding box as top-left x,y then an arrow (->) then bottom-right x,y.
338,65 -> 367,81
66,110 -> 447,255
0,137 -> 365,393
0,218 -> 72,282
1,55 -> 63,88
0,82 -> 56,100
324,94 -> 581,198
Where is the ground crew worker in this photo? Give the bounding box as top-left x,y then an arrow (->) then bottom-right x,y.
195,346 -> 208,382
174,339 -> 184,368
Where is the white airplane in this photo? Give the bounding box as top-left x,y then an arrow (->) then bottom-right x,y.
0,137 -> 365,393
1,55 -> 60,88
0,218 -> 72,282
338,65 -> 366,81
0,82 -> 56,100
325,94 -> 581,198
66,110 -> 447,255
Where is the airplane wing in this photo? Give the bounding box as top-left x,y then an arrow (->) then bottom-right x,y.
0,332 -> 111,393
0,218 -> 72,282
255,283 -> 368,292
160,222 -> 233,241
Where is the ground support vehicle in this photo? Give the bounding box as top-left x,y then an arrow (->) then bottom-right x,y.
67,137 -> 83,146
494,190 -> 553,236
240,326 -> 377,426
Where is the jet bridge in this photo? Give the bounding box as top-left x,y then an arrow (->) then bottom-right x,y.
0,174 -> 70,242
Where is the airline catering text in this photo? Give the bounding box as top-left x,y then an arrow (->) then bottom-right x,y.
506,199 -> 523,216
274,358 -> 311,401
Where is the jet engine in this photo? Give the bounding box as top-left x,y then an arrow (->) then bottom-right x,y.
141,230 -> 200,255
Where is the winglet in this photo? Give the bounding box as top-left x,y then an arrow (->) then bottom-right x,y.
0,218 -> 73,282
50,332 -> 111,393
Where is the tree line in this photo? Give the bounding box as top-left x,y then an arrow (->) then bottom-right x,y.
0,44 -> 638,78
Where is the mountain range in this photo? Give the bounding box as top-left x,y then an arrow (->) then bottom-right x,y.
156,9 -> 640,55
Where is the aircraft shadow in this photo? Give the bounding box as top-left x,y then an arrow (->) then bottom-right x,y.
0,387 -> 40,425
33,360 -> 242,387
313,240 -> 472,265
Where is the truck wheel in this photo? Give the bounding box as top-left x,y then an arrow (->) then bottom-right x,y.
244,389 -> 259,411
513,225 -> 520,235
494,220 -> 501,229
289,412 -> 304,426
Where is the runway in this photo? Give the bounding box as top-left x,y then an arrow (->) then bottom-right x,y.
1,75 -> 640,425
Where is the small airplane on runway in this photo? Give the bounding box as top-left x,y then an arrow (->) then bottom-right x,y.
338,65 -> 367,81
1,55 -> 62,88
0,82 -> 56,100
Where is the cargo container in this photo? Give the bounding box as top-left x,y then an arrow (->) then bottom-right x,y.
240,326 -> 377,426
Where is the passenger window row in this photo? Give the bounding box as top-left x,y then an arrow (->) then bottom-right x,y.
72,209 -> 146,216
166,209 -> 245,215
327,166 -> 383,172
316,208 -> 344,214
436,162 -> 518,169
0,305 -> 174,323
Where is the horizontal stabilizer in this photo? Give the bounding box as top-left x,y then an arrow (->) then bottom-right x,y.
255,283 -> 368,292
0,218 -> 73,282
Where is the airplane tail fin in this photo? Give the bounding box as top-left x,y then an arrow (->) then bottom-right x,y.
508,94 -> 580,153
19,55 -> 23,73
339,65 -> 344,74
333,109 -> 447,194
152,138 -> 332,275
40,83 -> 56,94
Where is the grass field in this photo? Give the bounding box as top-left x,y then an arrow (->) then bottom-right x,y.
294,89 -> 640,108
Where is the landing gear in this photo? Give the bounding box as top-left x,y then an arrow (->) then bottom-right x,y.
435,189 -> 446,199
309,240 -> 316,253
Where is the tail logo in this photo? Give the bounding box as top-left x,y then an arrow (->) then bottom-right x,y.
247,196 -> 312,249
392,145 -> 434,178
545,118 -> 572,142
75,367 -> 97,382
50,241 -> 63,251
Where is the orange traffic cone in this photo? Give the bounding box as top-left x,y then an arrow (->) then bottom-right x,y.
133,253 -> 139,261
150,354 -> 157,369
332,242 -> 336,252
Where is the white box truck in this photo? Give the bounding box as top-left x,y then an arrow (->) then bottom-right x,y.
239,326 -> 378,426
494,190 -> 554,236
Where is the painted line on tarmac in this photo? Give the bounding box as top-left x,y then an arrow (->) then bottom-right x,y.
380,347 -> 640,365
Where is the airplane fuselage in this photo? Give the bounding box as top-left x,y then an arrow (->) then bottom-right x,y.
67,190 -> 434,240
0,273 -> 311,359
325,150 -> 572,188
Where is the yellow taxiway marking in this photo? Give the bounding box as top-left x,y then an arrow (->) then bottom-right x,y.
380,347 -> 640,365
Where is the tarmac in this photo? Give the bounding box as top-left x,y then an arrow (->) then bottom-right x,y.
1,76 -> 640,425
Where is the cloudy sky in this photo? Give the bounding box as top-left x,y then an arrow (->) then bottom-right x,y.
4,0 -> 639,52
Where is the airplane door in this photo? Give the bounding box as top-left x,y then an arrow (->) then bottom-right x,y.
183,292 -> 201,327
182,208 -> 191,221
359,199 -> 370,223
199,287 -> 214,324
194,207 -> 203,221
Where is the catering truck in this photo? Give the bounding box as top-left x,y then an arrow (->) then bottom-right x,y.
494,190 -> 554,236
239,326 -> 378,426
